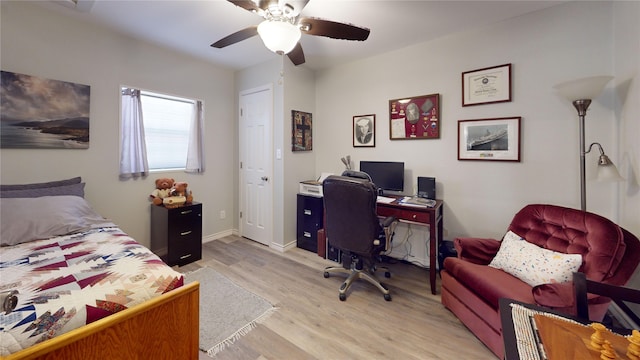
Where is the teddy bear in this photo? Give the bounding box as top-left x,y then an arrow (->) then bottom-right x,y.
149,178 -> 174,206
170,181 -> 193,204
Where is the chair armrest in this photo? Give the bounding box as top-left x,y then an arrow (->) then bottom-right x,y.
381,216 -> 397,228
454,237 -> 502,265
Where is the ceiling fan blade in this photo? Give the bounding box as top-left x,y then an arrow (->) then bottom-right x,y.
227,0 -> 262,13
211,26 -> 259,48
287,43 -> 305,66
298,17 -> 370,41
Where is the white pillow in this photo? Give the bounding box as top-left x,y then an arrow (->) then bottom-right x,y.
489,230 -> 583,287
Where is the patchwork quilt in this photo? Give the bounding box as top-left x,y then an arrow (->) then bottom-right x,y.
0,227 -> 184,355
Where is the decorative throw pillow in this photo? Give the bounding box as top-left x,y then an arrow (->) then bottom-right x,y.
488,230 -> 583,287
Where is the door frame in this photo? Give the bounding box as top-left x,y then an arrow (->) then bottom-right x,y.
238,83 -> 274,246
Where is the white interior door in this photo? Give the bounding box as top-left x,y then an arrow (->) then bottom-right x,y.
239,85 -> 273,246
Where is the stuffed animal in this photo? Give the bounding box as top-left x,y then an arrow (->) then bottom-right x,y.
149,178 -> 174,206
170,181 -> 193,204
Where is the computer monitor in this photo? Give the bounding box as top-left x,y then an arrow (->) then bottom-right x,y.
359,161 -> 404,195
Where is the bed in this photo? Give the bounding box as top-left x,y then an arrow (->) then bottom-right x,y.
0,177 -> 199,359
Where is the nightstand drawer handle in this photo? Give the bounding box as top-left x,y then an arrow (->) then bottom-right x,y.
180,254 -> 192,260
181,210 -> 193,215
303,231 -> 311,238
304,209 -> 312,215
180,230 -> 192,236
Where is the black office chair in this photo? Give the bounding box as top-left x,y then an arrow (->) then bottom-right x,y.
322,174 -> 397,301
573,271 -> 640,331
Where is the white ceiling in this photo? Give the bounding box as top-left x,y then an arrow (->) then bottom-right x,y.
38,0 -> 567,71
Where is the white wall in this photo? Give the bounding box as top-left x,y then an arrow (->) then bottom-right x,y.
0,1 -> 237,247
313,1 -> 634,247
613,1 -> 640,237
612,0 -> 640,325
2,1 -> 637,255
282,61 -> 316,249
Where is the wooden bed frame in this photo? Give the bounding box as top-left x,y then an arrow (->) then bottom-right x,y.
1,281 -> 200,360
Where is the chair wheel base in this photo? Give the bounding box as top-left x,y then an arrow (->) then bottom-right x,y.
339,293 -> 346,301
323,272 -> 330,278
384,293 -> 392,301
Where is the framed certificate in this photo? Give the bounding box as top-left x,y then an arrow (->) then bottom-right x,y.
462,64 -> 512,106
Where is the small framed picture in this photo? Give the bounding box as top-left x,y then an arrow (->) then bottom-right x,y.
458,117 -> 521,161
292,110 -> 312,151
462,63 -> 512,106
353,114 -> 375,147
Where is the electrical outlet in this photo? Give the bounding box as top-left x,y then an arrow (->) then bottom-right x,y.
219,210 -> 226,219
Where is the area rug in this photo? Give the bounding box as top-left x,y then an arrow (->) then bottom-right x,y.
184,267 -> 276,357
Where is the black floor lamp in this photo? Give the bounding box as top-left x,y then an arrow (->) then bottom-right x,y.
554,75 -> 623,212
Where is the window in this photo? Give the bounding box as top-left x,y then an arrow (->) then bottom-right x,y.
140,91 -> 194,171
119,87 -> 204,178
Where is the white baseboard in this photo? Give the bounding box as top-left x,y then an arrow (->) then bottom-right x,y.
270,239 -> 297,252
202,229 -> 236,243
202,230 -> 297,254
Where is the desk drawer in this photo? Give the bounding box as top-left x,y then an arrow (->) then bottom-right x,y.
378,206 -> 430,223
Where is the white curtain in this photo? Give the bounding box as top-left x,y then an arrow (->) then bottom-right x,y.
119,88 -> 148,179
185,100 -> 205,173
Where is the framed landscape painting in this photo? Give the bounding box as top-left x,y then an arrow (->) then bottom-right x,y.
1,71 -> 90,149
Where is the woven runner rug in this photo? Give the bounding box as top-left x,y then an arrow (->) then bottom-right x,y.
184,267 -> 276,357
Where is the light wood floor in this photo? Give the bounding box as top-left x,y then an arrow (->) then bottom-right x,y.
179,235 -> 497,360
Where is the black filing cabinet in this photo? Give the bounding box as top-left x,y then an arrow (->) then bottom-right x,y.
296,194 -> 323,253
150,202 -> 202,267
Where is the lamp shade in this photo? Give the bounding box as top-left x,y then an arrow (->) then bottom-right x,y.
257,20 -> 301,55
553,75 -> 613,101
596,154 -> 624,182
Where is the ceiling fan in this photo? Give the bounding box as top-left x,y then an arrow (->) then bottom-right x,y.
211,0 -> 370,66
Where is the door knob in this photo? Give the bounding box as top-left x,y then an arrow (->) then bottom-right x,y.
261,176 -> 269,181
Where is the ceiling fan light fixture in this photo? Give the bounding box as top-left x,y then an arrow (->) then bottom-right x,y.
257,20 -> 301,55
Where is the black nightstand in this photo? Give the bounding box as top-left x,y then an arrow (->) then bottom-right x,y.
150,202 -> 202,267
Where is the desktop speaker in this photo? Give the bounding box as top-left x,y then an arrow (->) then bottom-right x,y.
417,176 -> 436,199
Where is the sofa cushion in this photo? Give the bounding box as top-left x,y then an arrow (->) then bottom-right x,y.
488,231 -> 583,287
444,257 -> 534,308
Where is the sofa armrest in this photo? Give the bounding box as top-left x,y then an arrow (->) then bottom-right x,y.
533,282 -> 604,308
532,282 -> 575,308
454,237 -> 502,265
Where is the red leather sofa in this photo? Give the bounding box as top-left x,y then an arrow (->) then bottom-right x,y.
441,204 -> 640,359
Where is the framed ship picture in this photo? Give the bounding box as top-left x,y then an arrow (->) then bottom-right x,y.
458,117 -> 521,161
1,71 -> 90,149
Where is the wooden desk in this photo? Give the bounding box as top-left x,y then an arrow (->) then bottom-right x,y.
376,198 -> 444,295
